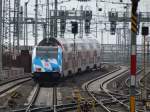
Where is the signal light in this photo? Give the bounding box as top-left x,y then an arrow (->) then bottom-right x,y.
71,21 -> 78,34
98,8 -> 102,11
142,26 -> 149,36
110,22 -> 116,35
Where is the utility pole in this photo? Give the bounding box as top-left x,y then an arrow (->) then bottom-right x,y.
147,41 -> 149,67
46,0 -> 50,39
3,0 -> 10,53
8,0 -> 11,52
101,30 -> 104,64
35,0 -> 38,45
0,0 -> 3,74
24,1 -> 29,46
17,0 -> 20,53
80,5 -> 83,38
43,24 -> 47,39
20,7 -> 23,43
96,20 -> 97,38
123,4 -> 130,64
143,34 -> 146,108
54,0 -> 58,38
13,0 -> 20,53
130,0 -> 139,112
2,0 -> 6,54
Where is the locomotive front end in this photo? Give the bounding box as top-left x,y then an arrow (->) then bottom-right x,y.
32,46 -> 62,83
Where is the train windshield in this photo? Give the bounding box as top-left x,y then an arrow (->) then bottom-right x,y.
36,46 -> 58,59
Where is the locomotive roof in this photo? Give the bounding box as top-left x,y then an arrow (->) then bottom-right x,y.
38,37 -> 100,46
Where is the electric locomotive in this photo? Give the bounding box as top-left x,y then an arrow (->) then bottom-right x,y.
32,38 -> 62,82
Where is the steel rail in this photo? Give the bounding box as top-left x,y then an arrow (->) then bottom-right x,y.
100,68 -> 144,112
25,83 -> 40,112
13,65 -> 124,112
53,87 -> 57,112
84,66 -> 143,112
84,66 -> 122,112
138,71 -> 150,91
100,69 -> 130,112
0,78 -> 31,95
0,75 -> 31,86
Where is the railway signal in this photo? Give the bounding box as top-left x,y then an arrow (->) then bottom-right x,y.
60,11 -> 67,37
130,0 -> 139,112
109,10 -> 117,35
141,26 -> 149,111
71,21 -> 78,34
84,11 -> 92,34
71,21 -> 78,75
142,27 -> 149,36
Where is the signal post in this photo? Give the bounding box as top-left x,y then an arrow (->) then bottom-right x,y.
130,0 -> 139,112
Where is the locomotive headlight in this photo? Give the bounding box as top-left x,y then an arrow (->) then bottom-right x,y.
36,68 -> 41,72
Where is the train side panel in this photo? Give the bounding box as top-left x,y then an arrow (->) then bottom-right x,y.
61,38 -> 101,77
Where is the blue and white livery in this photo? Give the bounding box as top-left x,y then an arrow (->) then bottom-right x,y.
32,46 -> 62,81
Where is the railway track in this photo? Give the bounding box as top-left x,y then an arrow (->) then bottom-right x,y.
13,84 -> 41,112
100,70 -> 130,112
14,84 -> 58,112
0,77 -> 31,96
53,87 -> 57,112
13,65 -> 146,112
84,66 -> 148,112
24,66 -> 128,112
84,66 -> 132,112
139,70 -> 150,90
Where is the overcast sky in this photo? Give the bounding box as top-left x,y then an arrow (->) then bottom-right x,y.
18,0 -> 150,45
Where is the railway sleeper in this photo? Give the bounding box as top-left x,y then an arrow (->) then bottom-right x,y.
8,98 -> 17,108
102,100 -> 119,105
92,91 -> 111,98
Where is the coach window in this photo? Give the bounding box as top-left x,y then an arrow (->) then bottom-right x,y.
89,44 -> 93,49
81,44 -> 85,50
77,43 -> 81,51
63,44 -> 68,51
68,53 -> 72,60
96,43 -> 100,49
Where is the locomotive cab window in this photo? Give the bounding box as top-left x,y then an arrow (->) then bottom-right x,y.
36,46 -> 58,59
